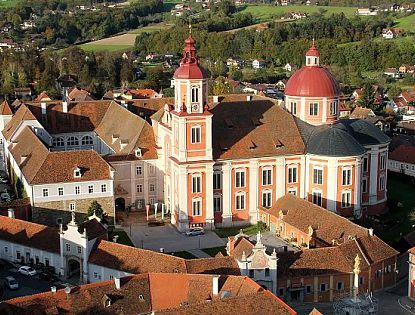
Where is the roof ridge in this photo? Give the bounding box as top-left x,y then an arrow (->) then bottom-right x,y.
353,237 -> 371,265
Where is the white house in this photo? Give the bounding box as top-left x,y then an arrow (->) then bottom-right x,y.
252,58 -> 266,69
388,145 -> 415,178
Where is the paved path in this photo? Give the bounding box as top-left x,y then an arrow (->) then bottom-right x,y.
188,249 -> 211,258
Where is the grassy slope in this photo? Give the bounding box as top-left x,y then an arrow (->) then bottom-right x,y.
239,4 -> 358,23
395,13 -> 415,33
0,0 -> 20,8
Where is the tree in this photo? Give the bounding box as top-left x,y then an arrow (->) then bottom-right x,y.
357,83 -> 375,109
387,85 -> 402,99
212,76 -> 230,95
88,200 -> 104,219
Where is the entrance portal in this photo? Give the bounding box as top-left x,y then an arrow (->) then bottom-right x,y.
115,197 -> 126,212
67,259 -> 81,280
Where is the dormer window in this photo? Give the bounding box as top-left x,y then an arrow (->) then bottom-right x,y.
111,134 -> 119,144
135,148 -> 142,158
120,140 -> 128,150
74,167 -> 82,178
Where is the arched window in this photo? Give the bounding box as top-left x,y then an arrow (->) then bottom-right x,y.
81,135 -> 93,146
53,137 -> 64,147
67,136 -> 79,147
191,86 -> 199,103
192,197 -> 202,216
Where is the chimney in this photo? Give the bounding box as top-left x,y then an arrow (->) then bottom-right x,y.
159,248 -> 164,253
212,275 -> 220,296
213,95 -> 219,104
114,277 -> 121,290
112,235 -> 119,243
51,286 -> 57,293
63,101 -> 68,113
368,228 -> 374,236
41,102 -> 47,115
246,95 -> 252,101
120,100 -> 128,109
7,208 -> 15,218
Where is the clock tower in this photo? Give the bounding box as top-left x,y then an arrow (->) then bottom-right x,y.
168,28 -> 215,231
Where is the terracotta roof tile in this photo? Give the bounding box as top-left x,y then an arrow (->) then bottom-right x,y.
230,237 -> 254,261
0,216 -> 60,253
185,257 -> 240,275
2,104 -> 37,141
0,100 -> 13,115
390,144 -> 415,164
264,194 -> 368,245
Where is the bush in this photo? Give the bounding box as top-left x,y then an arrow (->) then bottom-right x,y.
257,221 -> 267,232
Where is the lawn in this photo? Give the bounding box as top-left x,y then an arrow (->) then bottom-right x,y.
0,0 -> 20,8
202,246 -> 227,257
110,230 -> 135,247
169,251 -> 197,259
239,4 -> 358,23
79,23 -> 172,52
395,13 -> 415,33
374,172 -> 415,246
214,224 -> 262,238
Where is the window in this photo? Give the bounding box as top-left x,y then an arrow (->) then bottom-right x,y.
88,185 -> 94,194
149,197 -> 156,205
191,126 -> 201,144
81,136 -> 93,146
70,203 -> 75,211
192,198 -> 202,216
376,269 -> 382,278
58,187 -> 64,196
249,270 -> 255,278
336,282 -> 344,290
42,188 -> 49,197
330,101 -> 337,115
45,258 -> 49,266
262,190 -> 272,208
278,288 -> 285,296
312,191 -> 322,206
262,168 -> 272,186
306,285 -> 312,294
342,168 -> 352,186
137,184 -> 143,193
320,283 -> 327,292
4,246 -> 8,253
66,244 -> 70,252
362,178 -> 368,193
16,251 -> 21,259
213,172 -> 222,190
359,277 -> 364,285
53,137 -> 64,147
380,154 -> 386,170
191,86 -> 199,103
101,184 -> 107,193
288,166 -> 297,183
149,184 -> 155,192
288,188 -> 297,196
192,175 -> 202,193
94,272 -> 98,279
236,192 -> 245,210
214,195 -> 222,212
265,268 -> 270,277
313,168 -> 323,185
149,165 -> 155,174
74,168 -> 81,178
341,191 -> 351,208
290,101 -> 297,115
75,186 -> 80,195
309,103 -> 319,116
379,175 -> 386,191
235,170 -> 246,188
77,246 -> 82,254
67,136 -> 79,147
136,166 -> 142,175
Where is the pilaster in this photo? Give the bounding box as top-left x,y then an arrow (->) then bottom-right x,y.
249,160 -> 259,223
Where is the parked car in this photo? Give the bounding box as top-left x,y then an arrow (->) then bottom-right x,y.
185,227 -> 204,236
5,276 -> 18,290
38,272 -> 53,281
18,266 -> 37,276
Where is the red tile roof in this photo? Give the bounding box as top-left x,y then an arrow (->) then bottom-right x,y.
0,216 -> 60,253
264,194 -> 368,245
1,273 -> 296,315
390,144 -> 415,164
2,104 -> 37,141
0,100 -> 13,115
35,91 -> 51,102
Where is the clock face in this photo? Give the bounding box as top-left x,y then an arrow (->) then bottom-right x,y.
192,104 -> 199,112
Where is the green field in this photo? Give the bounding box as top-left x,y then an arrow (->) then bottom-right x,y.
395,13 -> 415,32
0,0 -> 20,8
80,44 -> 134,52
128,23 -> 173,35
239,4 -> 358,23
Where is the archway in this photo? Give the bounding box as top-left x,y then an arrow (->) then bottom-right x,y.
115,198 -> 126,212
67,258 -> 80,280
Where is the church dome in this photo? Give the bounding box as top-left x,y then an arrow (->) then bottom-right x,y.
285,43 -> 340,98
285,66 -> 340,98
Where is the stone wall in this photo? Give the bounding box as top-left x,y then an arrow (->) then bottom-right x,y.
33,197 -> 114,226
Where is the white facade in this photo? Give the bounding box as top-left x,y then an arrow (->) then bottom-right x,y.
389,159 -> 415,177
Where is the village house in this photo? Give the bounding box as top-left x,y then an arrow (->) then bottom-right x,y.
384,68 -> 401,79
357,8 -> 378,16
388,145 -> 415,178
382,28 -> 403,39
0,272 -> 297,315
14,87 -> 32,100
350,107 -> 389,132
0,39 -> 18,51
252,58 -> 266,69
338,100 -> 352,118
284,63 -> 296,72
253,194 -> 399,303
399,64 -> 415,74
393,90 -> 415,113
